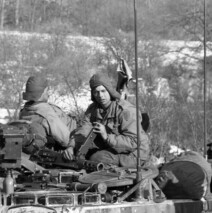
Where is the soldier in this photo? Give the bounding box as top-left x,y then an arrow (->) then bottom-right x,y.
64,72 -> 150,168
19,75 -> 77,152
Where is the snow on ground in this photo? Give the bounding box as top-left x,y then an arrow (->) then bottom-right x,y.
48,88 -> 92,114
1,31 -> 212,121
0,30 -> 105,53
160,40 -> 212,69
169,144 -> 191,156
0,108 -> 15,124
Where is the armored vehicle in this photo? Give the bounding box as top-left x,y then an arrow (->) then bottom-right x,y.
0,122 -> 210,213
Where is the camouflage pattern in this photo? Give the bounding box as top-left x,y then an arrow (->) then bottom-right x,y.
73,99 -> 150,167
19,102 -> 77,148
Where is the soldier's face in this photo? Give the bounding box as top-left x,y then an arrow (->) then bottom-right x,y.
93,85 -> 111,109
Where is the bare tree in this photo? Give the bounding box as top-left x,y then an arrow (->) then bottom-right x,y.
30,0 -> 36,31
47,39 -> 95,116
15,0 -> 20,27
0,0 -> 5,30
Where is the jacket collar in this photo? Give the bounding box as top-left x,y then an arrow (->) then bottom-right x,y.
93,101 -> 117,121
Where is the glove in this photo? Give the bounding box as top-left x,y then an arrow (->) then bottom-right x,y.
62,147 -> 74,161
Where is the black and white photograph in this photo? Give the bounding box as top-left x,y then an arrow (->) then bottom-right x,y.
0,0 -> 212,212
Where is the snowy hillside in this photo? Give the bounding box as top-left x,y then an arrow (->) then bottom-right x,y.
1,31 -> 212,123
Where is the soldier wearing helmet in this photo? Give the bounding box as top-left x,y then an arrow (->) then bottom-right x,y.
64,72 -> 150,168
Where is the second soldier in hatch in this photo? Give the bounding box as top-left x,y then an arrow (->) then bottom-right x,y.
19,75 -> 77,153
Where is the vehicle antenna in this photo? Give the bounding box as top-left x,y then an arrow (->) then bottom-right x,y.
203,0 -> 207,159
133,0 -> 142,199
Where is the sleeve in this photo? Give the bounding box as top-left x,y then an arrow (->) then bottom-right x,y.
43,113 -> 72,148
67,116 -> 77,136
50,104 -> 77,136
35,104 -> 71,148
19,103 -> 73,148
105,106 -> 146,154
69,106 -> 94,151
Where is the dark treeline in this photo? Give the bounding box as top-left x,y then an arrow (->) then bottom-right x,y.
1,0 -> 212,41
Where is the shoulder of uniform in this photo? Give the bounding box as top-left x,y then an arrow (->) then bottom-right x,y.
48,103 -> 65,114
85,103 -> 96,113
84,103 -> 97,121
49,103 -> 62,110
117,99 -> 134,110
116,100 -> 136,121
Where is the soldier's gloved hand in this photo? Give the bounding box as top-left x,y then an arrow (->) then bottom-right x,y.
62,147 -> 74,161
93,122 -> 108,141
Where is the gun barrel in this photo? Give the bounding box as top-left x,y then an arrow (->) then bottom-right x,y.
69,182 -> 107,194
77,129 -> 97,158
32,149 -> 105,172
77,159 -> 105,172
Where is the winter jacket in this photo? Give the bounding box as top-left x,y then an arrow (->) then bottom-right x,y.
19,101 -> 77,148
74,99 -> 150,160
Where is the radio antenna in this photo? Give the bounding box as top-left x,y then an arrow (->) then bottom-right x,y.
133,0 -> 142,199
203,0 -> 207,159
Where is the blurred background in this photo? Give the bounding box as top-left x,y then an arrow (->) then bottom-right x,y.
0,0 -> 212,157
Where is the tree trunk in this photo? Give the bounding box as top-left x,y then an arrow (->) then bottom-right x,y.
60,0 -> 63,21
83,0 -> 88,36
0,0 -> 5,30
15,0 -> 20,27
31,0 -> 36,31
43,0 -> 46,22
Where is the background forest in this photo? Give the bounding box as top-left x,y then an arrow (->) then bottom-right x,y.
1,0 -> 212,158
